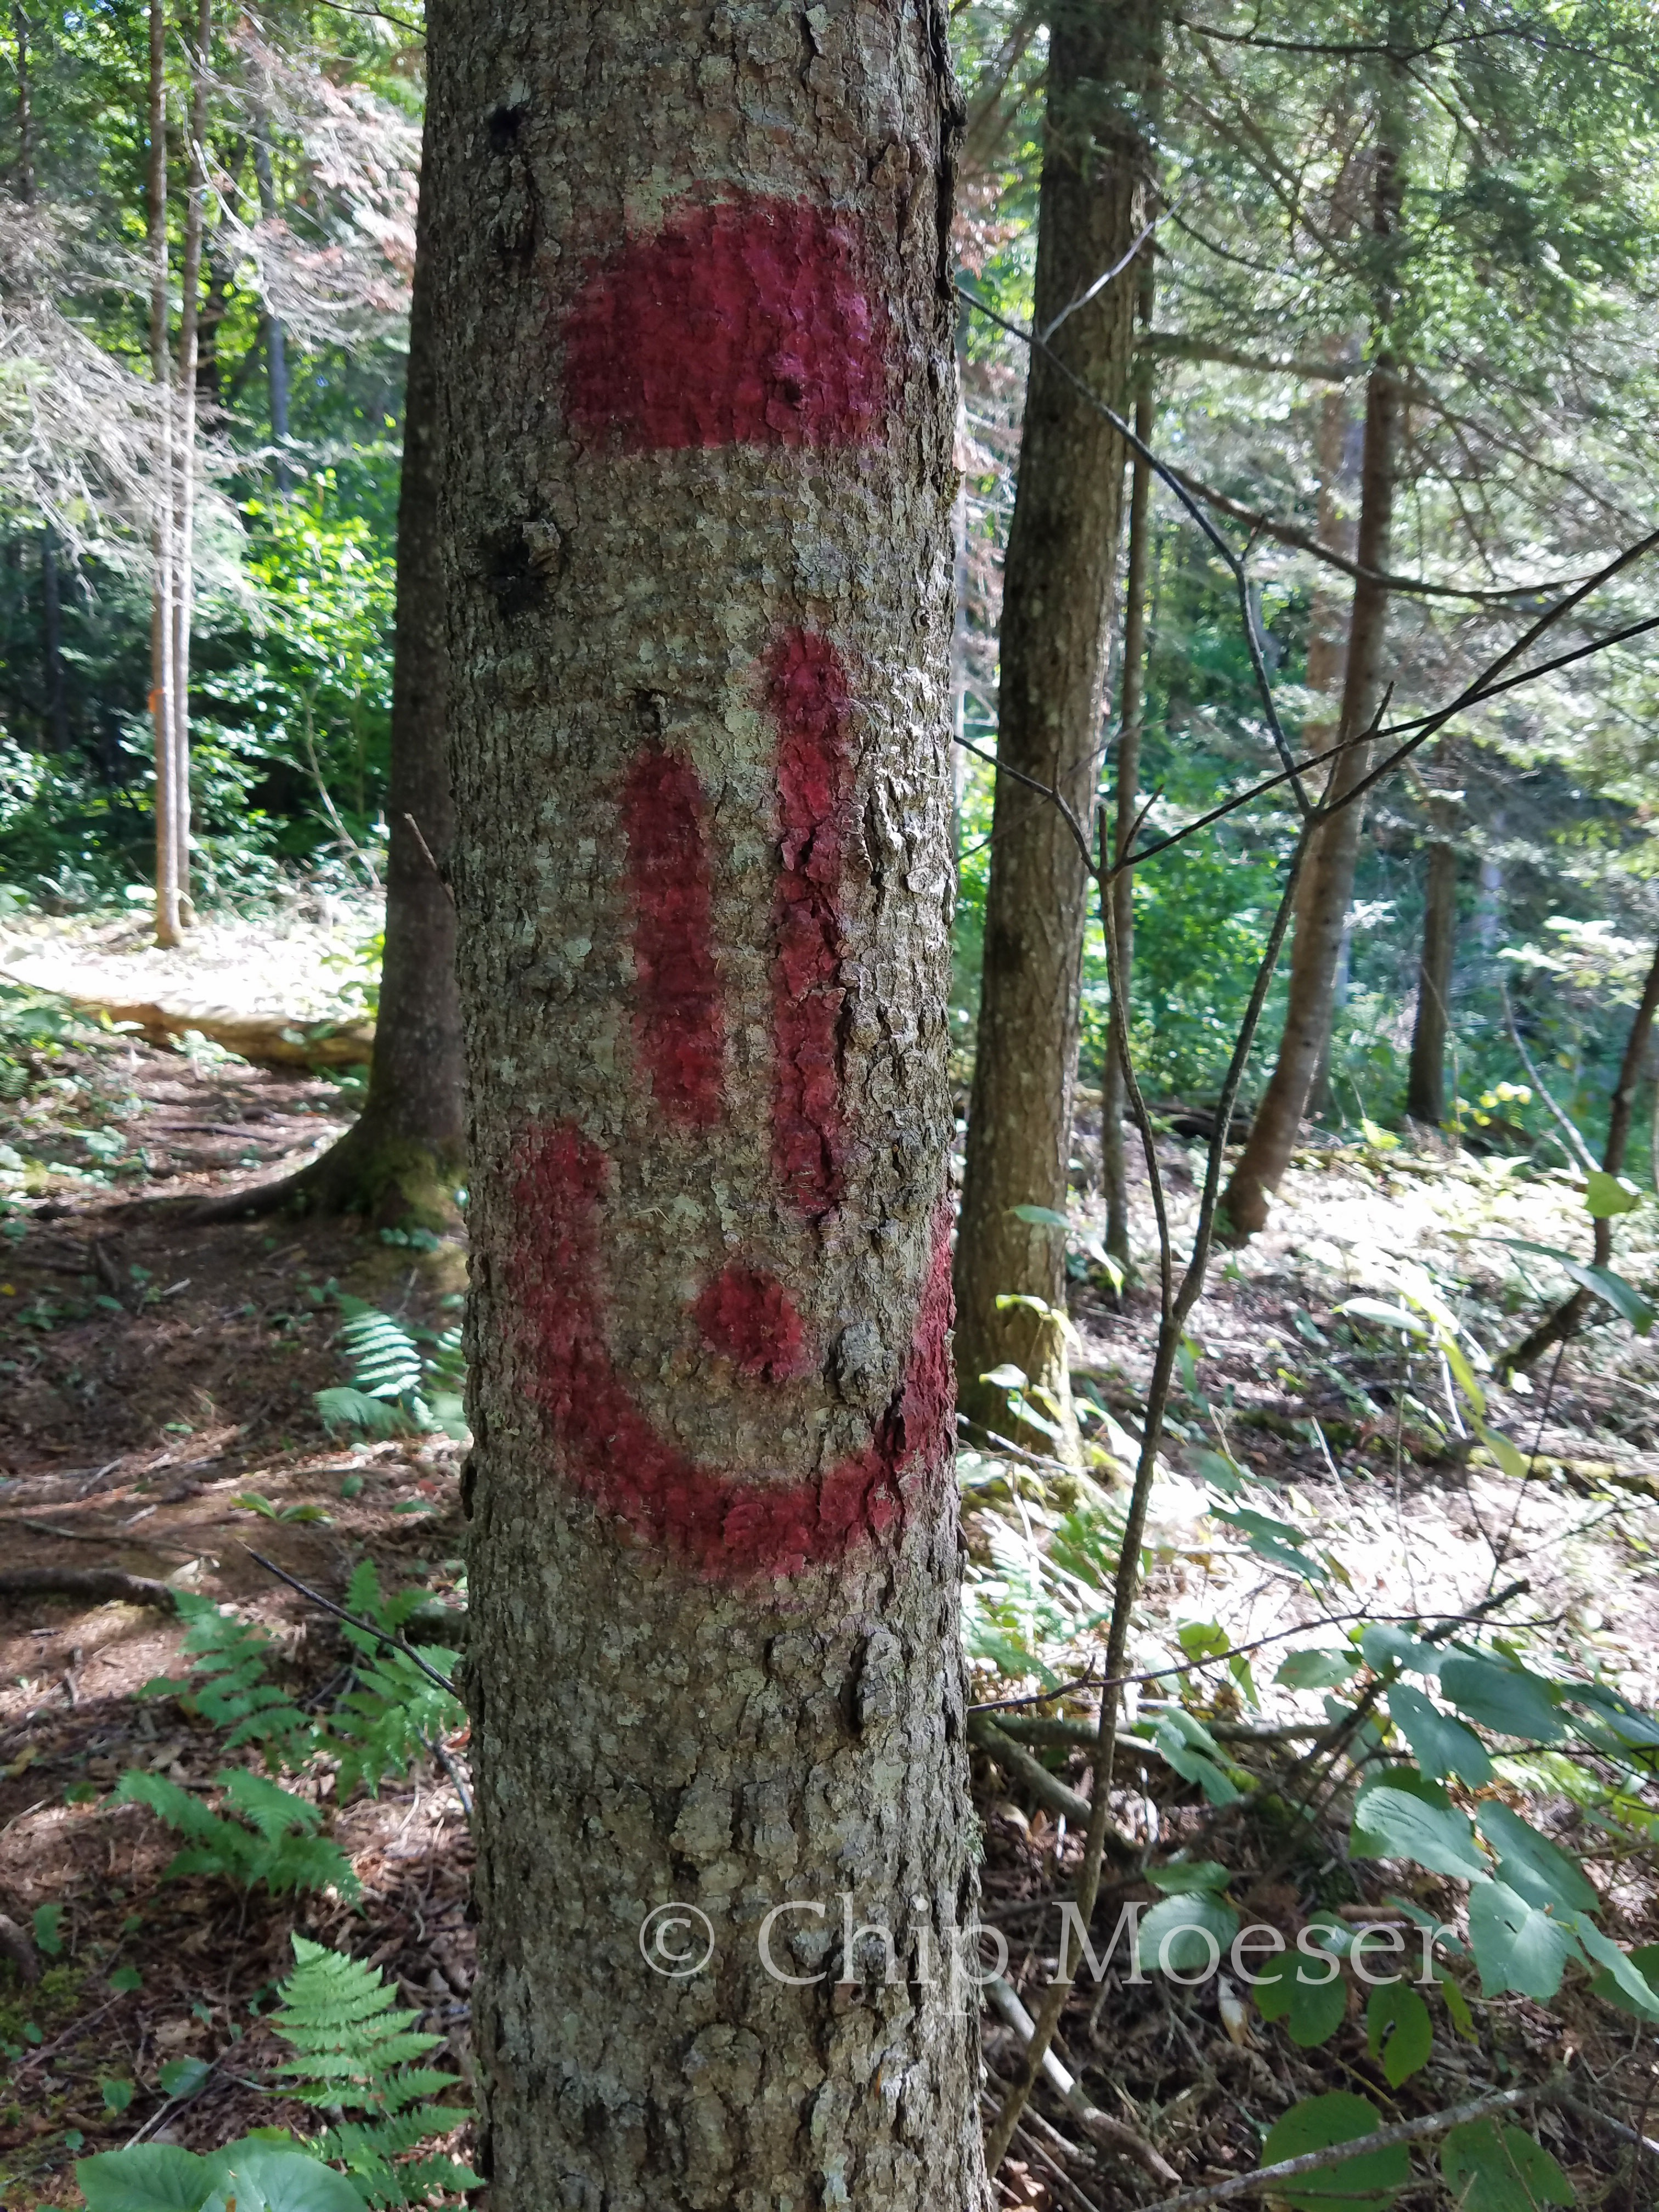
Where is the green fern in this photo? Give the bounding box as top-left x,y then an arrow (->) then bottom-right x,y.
270,1935 -> 478,2207
114,1769 -> 358,1900
316,1298 -> 468,1441
324,1564 -> 465,1801
142,1590 -> 318,1769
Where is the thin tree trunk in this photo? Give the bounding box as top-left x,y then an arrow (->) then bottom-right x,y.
1220,60 -> 1406,1241
429,5 -> 987,2206
1101,251 -> 1156,1271
147,0 -> 181,950
1300,348 -> 1360,1121
955,0 -> 1158,1453
168,0 -> 208,927
196,140 -> 464,1228
1505,935 -> 1659,1372
1406,801 -> 1458,1125
250,107 -> 290,493
13,5 -> 31,207
40,527 -> 66,751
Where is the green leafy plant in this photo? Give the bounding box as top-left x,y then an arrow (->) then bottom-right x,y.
77,2135 -> 367,2212
141,1590 -> 319,1770
268,1936 -> 479,2207
113,1768 -> 357,1900
326,1563 -> 464,1801
315,1297 -> 467,1441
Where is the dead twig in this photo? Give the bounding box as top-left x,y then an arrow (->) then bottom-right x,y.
1135,2081 -> 1548,2212
986,1977 -> 1180,2185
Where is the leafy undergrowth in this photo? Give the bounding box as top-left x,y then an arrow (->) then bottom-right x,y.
960,1114 -> 1659,2209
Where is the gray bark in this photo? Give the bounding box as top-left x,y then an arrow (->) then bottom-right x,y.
1101,252 -> 1157,1270
429,4 -> 988,2207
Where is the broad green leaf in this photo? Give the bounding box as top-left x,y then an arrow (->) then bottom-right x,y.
32,1901 -> 63,1956
979,1363 -> 1028,1391
1497,1239 -> 1652,1334
1440,1973 -> 1478,2040
1476,1425 -> 1528,1480
157,2055 -> 213,2098
1338,1297 -> 1426,1335
1566,1681 -> 1659,1748
200,2143 -> 366,2212
1009,1204 -> 1070,1228
1588,1939 -> 1659,2021
1572,1917 -> 1659,2019
1440,2120 -> 1573,2211
1441,1333 -> 1486,1417
1468,1880 -> 1580,2000
1365,1980 -> 1432,2086
1211,1506 -> 1323,1582
1386,1684 -> 1493,1785
1136,1893 -> 1240,1977
1476,1803 -> 1598,1914
1153,1721 -> 1240,1805
1351,1785 -> 1488,1878
1146,1860 -> 1232,1894
1361,1623 -> 1442,1678
1259,2092 -> 1408,2212
1254,1939 -> 1347,2047
101,2078 -> 135,2113
1584,1170 -> 1640,1218
1277,1649 -> 1358,1690
77,2147 -> 214,2212
1440,1654 -> 1565,1743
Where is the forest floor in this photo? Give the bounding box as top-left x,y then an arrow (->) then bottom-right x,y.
2,911 -> 1657,2208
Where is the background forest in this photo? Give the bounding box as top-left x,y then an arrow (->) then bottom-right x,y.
4,3 -> 1659,2211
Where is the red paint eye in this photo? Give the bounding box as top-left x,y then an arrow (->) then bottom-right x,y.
562,194 -> 887,453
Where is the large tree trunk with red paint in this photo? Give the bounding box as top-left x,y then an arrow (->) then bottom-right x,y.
428,7 -> 986,2209
953,0 -> 1157,1452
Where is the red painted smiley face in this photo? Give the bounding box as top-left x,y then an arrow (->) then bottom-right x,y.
505,193 -> 952,1583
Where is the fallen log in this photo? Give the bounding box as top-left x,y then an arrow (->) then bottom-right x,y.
12,978 -> 375,1068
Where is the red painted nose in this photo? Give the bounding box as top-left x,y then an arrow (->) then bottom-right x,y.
692,1265 -> 809,1380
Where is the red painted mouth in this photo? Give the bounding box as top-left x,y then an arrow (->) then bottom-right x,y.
509,1123 -> 952,1579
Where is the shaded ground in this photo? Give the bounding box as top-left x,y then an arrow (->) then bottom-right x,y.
1,933 -> 1657,2208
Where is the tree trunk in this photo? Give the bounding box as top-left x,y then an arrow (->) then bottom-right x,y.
169,0 -> 210,928
428,8 -> 985,2208
955,0 -> 1156,1452
1220,76 -> 1405,1241
1505,934 -> 1659,1372
250,109 -> 291,494
13,4 -> 31,207
147,0 -> 182,950
1405,803 -> 1458,1125
1101,251 -> 1156,1271
191,143 -> 464,1228
1300,350 -> 1360,1122
40,526 -> 66,751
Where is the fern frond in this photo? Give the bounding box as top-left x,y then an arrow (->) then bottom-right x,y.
269,1937 -> 475,2208
219,1768 -> 324,1841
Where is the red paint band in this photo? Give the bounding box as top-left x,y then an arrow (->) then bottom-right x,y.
563,194 -> 887,452
621,749 -> 724,1124
769,630 -> 853,1216
509,1123 -> 953,1579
